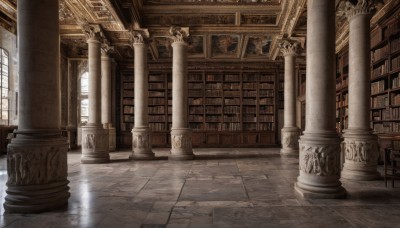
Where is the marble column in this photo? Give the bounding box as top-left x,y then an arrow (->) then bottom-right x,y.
66,60 -> 78,150
4,0 -> 70,213
279,40 -> 301,156
169,27 -> 194,160
294,0 -> 346,198
101,49 -> 116,152
340,0 -> 380,180
130,31 -> 155,160
80,24 -> 110,164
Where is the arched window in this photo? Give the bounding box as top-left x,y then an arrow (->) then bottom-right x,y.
0,48 -> 9,125
80,72 -> 89,124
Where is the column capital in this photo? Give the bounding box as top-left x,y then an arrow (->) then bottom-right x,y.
337,0 -> 383,21
129,29 -> 150,46
169,26 -> 190,44
79,22 -> 106,42
279,39 -> 299,57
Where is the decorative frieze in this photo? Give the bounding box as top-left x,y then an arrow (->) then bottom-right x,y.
83,133 -> 108,151
132,131 -> 151,149
282,130 -> 300,150
172,134 -> 192,150
7,145 -> 68,186
299,144 -> 341,176
343,139 -> 379,164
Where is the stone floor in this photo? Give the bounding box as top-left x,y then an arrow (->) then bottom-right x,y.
0,148 -> 400,228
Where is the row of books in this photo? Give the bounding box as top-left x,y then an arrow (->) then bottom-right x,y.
372,60 -> 389,78
392,93 -> 400,105
371,109 -> 390,121
391,55 -> 400,72
371,80 -> 386,94
371,94 -> 388,108
393,74 -> 400,89
372,45 -> 389,62
373,122 -> 399,133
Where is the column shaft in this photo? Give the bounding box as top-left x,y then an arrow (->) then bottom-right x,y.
67,60 -> 78,150
5,0 -> 70,213
101,54 -> 116,151
131,38 -> 154,160
81,35 -> 110,164
341,2 -> 380,180
169,38 -> 194,160
294,0 -> 345,199
88,39 -> 102,125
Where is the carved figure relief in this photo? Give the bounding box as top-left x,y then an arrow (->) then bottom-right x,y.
133,133 -> 150,149
282,131 -> 300,149
172,134 -> 192,149
344,140 -> 378,164
7,147 -> 68,185
84,133 -> 107,150
300,144 -> 341,176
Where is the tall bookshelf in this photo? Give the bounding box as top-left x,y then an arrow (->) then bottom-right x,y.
370,12 -> 400,134
119,69 -> 279,147
120,74 -> 134,146
335,48 -> 349,133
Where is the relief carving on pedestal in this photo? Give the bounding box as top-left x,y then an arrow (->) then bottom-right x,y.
344,140 -> 378,164
172,134 -> 192,149
133,133 -> 150,149
300,144 -> 341,176
282,131 -> 300,149
84,133 -> 107,150
7,147 -> 68,185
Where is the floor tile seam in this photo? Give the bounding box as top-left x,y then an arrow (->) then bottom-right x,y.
240,176 -> 251,201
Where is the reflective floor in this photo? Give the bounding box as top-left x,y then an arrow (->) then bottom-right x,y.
1,148 -> 400,227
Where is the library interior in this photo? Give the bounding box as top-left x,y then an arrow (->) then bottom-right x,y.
0,0 -> 400,227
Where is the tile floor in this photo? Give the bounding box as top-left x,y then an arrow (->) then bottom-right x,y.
0,148 -> 400,228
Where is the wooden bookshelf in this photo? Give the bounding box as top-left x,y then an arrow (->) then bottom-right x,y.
370,8 -> 400,135
335,48 -> 349,133
119,70 -> 279,147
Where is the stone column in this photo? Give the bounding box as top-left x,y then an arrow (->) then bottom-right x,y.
80,23 -> 110,164
101,48 -> 116,152
294,0 -> 346,198
169,26 -> 194,160
279,40 -> 301,156
340,0 -> 380,180
4,0 -> 70,213
130,31 -> 155,160
66,60 -> 78,150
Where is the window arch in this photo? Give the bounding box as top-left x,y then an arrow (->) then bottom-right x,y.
0,48 -> 9,125
80,71 -> 89,124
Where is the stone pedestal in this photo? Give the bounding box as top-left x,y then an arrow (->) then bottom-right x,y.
4,0 -> 70,213
130,31 -> 155,159
342,130 -> 380,180
80,26 -> 110,164
130,127 -> 154,160
294,0 -> 345,199
281,127 -> 301,155
169,27 -> 194,160
339,0 -> 380,181
170,128 -> 194,160
81,124 -> 109,164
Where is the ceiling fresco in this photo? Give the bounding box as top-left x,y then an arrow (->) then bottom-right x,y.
1,0 -> 394,72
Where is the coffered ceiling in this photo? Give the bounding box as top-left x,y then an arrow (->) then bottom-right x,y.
0,0 -> 397,70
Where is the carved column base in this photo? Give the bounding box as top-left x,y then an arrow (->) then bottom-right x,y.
281,127 -> 301,156
131,127 -> 155,160
4,130 -> 70,213
103,123 -> 116,152
295,133 -> 346,199
169,128 -> 194,161
66,126 -> 77,150
81,124 -> 110,164
341,129 -> 380,181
